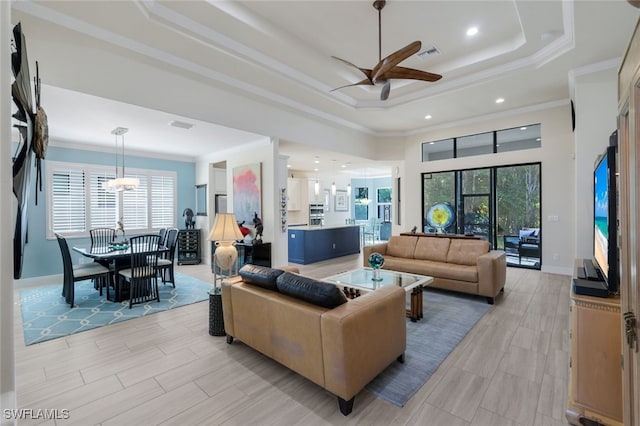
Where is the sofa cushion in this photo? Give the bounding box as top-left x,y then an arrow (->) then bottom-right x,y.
276,272 -> 347,309
414,237 -> 451,262
239,264 -> 285,291
386,236 -> 418,259
446,239 -> 490,266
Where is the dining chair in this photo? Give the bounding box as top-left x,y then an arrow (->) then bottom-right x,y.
90,227 -> 116,246
158,228 -> 167,247
55,233 -> 111,308
89,227 -> 117,294
117,234 -> 161,308
363,218 -> 381,245
157,228 -> 179,287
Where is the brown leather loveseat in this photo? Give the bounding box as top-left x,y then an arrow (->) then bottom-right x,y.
221,265 -> 406,415
363,235 -> 506,304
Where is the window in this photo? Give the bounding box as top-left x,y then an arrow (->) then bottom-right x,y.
496,124 -> 541,152
457,132 -> 493,158
421,162 -> 541,269
421,123 -> 541,162
422,138 -> 454,161
47,161 -> 177,238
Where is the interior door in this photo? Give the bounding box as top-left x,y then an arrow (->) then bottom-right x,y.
618,24 -> 640,425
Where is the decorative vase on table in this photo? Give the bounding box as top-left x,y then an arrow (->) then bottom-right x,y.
368,252 -> 384,282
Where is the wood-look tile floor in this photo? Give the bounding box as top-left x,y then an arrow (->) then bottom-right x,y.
13,255 -> 571,425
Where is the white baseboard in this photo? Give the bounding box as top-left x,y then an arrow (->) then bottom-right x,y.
14,274 -> 61,289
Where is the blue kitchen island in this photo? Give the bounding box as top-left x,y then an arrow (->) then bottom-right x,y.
288,225 -> 360,265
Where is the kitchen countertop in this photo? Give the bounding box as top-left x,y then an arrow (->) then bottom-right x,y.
288,224 -> 360,231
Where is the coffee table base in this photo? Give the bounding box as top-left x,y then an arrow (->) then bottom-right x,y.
407,285 -> 423,322
342,284 -> 424,322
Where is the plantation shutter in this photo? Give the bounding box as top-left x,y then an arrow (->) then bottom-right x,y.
122,174 -> 148,230
51,168 -> 86,233
151,175 -> 175,228
89,170 -> 117,229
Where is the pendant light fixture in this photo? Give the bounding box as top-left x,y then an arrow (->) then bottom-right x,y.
331,160 -> 337,196
103,127 -> 139,192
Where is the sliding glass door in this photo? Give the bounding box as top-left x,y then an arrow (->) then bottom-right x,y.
496,164 -> 541,268
422,162 -> 541,269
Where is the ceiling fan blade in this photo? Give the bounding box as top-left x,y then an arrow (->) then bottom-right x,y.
331,56 -> 373,82
380,81 -> 391,101
383,66 -> 442,82
330,78 -> 374,92
371,40 -> 421,83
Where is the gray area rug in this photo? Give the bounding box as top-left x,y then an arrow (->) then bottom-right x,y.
365,288 -> 492,407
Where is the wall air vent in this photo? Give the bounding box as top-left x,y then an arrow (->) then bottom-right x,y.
169,120 -> 194,130
417,45 -> 441,60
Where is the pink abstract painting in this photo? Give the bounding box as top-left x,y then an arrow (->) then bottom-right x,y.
232,163 -> 261,225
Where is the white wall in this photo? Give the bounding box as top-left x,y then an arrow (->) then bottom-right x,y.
286,171 -> 352,226
403,104 -> 575,275
1,1 -> 16,416
196,137 -> 288,268
573,68 -> 619,259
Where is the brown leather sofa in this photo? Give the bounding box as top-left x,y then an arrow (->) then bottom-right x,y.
363,235 -> 506,304
221,266 -> 407,415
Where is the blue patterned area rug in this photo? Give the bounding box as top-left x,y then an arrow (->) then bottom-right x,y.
365,288 -> 491,407
20,272 -> 213,345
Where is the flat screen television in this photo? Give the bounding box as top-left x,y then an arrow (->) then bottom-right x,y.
592,139 -> 618,294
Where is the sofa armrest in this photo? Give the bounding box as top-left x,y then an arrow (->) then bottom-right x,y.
320,285 -> 406,400
477,250 -> 506,298
221,276 -> 244,337
362,243 -> 388,267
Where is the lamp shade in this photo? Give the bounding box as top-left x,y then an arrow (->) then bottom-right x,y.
209,213 -> 244,242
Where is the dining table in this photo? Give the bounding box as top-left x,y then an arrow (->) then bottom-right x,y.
72,243 -> 168,303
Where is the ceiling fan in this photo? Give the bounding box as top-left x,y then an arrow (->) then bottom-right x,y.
331,0 -> 442,101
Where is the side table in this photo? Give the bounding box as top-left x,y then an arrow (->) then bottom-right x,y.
208,290 -> 225,336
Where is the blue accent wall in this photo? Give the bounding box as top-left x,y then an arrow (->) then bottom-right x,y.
19,146 -> 195,279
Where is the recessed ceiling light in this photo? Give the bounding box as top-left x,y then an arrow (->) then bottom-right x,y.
520,126 -> 527,130
287,164 -> 291,168
466,27 -> 478,37
313,168 -> 319,172
424,115 -> 432,120
536,138 -> 541,141
314,160 -> 320,164
495,98 -> 505,104
341,164 -> 347,168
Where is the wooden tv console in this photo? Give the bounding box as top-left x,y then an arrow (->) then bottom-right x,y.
566,260 -> 622,426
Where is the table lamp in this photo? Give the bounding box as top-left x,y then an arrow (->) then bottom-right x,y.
209,213 -> 244,292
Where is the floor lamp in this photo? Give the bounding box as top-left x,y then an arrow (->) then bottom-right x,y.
209,213 -> 244,293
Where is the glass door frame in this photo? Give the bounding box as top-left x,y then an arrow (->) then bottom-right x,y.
421,161 -> 541,269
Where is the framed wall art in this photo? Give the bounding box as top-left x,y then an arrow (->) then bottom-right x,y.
232,162 -> 261,225
335,189 -> 348,212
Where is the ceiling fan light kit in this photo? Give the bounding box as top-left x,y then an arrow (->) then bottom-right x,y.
331,0 -> 442,101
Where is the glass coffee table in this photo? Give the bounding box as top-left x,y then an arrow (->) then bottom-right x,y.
324,268 -> 434,322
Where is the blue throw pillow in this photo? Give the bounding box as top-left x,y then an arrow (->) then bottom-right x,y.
276,272 -> 347,309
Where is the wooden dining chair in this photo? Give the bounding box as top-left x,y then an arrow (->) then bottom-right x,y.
55,233 -> 111,308
158,228 -> 167,247
117,234 -> 161,308
157,228 -> 179,287
89,227 -> 117,294
90,227 -> 116,247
